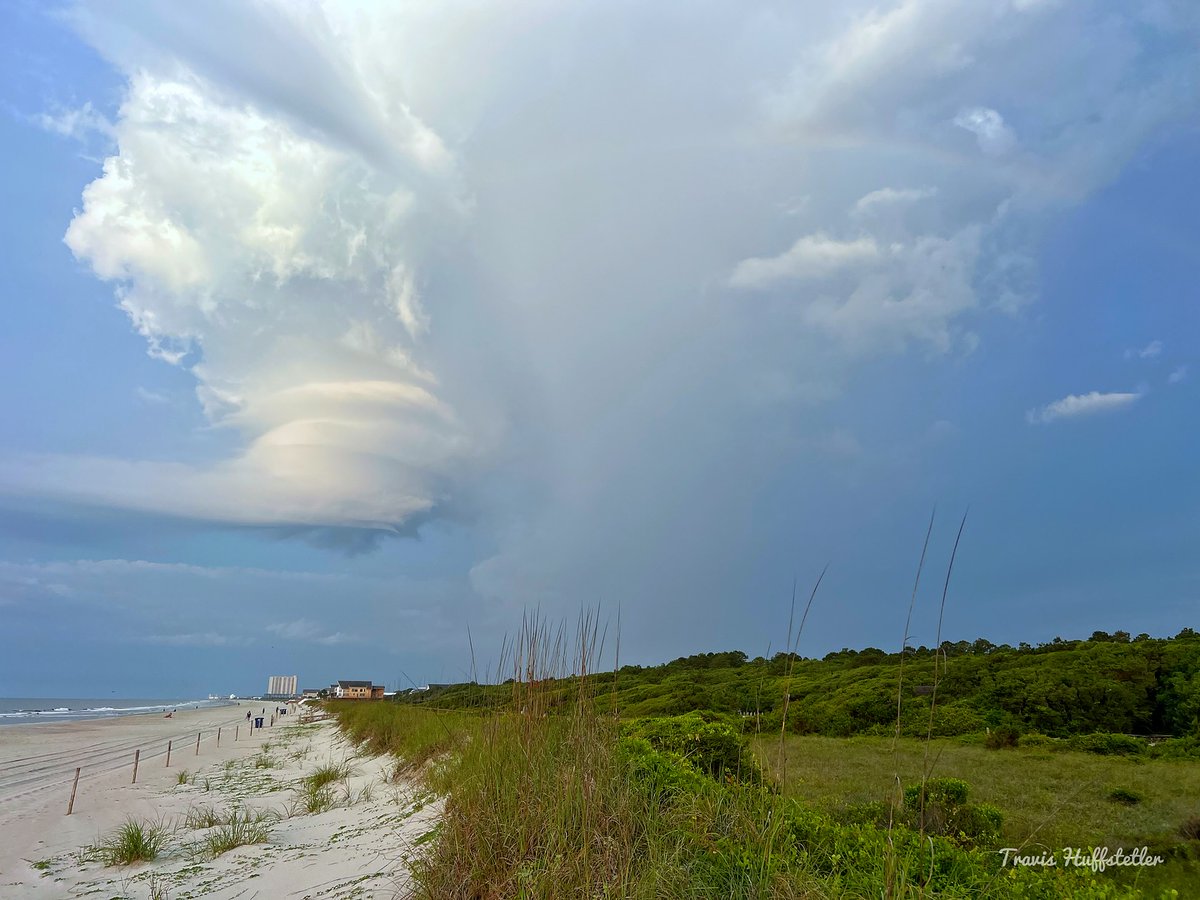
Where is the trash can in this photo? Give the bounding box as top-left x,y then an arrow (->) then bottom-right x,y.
254,717 -> 265,729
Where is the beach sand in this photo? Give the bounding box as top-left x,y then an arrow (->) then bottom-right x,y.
0,703 -> 441,898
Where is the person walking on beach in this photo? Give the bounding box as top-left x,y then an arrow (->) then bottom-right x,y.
246,710 -> 251,722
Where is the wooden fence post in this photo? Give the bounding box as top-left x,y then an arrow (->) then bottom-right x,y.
67,767 -> 80,815
235,725 -> 239,741
131,749 -> 140,784
217,726 -> 221,748
165,740 -> 172,767
195,732 -> 201,756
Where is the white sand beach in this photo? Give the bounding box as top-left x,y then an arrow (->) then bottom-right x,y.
0,703 -> 441,898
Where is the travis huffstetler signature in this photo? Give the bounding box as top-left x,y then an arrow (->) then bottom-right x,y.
998,846 -> 1165,872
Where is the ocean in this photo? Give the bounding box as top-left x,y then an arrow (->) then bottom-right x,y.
0,697 -> 236,725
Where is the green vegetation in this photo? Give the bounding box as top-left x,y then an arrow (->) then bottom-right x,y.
183,805 -> 224,829
1108,787 -> 1145,806
196,808 -> 274,859
91,818 -> 168,866
182,804 -> 276,859
286,761 -> 352,814
304,762 -> 350,791
330,622 -> 1200,897
396,628 -> 1200,744
253,750 -> 275,769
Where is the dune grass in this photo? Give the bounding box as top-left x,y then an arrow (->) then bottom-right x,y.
183,804 -> 224,829
92,818 -> 168,866
199,808 -> 274,858
304,761 -> 350,791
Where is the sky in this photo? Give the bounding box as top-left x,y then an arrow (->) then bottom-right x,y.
0,0 -> 1197,697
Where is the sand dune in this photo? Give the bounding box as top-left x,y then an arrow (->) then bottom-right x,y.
0,704 -> 440,898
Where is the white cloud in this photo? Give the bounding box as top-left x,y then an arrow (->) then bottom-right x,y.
729,234 -> 881,287
954,106 -> 1017,156
732,223 -> 984,356
34,101 -> 113,141
1168,365 -> 1188,384
266,618 -> 356,645
135,386 -> 168,404
1026,390 -> 1142,424
142,632 -> 252,647
852,186 -> 938,215
1,22 -> 476,532
1125,340 -> 1163,359
0,0 -> 1194,577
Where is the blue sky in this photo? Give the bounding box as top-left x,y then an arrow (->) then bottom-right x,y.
0,1 -> 1196,697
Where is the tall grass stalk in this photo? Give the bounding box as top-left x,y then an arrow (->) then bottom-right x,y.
886,508 -> 936,896
776,566 -> 827,769
918,509 -> 969,834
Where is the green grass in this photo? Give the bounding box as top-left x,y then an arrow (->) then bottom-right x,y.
760,733 -> 1200,894
253,751 -> 275,769
175,769 -> 192,786
337,701 -> 1168,898
296,780 -> 337,814
304,761 -> 350,791
286,761 -> 352,814
198,808 -> 274,858
183,804 -> 224,829
323,606 -> 1200,898
760,734 -> 1200,850
92,818 -> 168,866
333,702 -> 478,770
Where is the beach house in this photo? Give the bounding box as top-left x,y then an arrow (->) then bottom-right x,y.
331,680 -> 385,699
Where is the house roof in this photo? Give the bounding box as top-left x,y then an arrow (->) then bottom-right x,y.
337,680 -> 372,687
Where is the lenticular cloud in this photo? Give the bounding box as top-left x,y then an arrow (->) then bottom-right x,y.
53,46 -> 472,530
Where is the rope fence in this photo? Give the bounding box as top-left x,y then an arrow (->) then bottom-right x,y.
59,705 -> 302,815
0,705 -> 306,817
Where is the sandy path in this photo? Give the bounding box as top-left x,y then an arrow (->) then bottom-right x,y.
0,705 -> 442,899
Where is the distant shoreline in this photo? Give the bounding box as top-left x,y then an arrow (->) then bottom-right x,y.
0,697 -> 237,727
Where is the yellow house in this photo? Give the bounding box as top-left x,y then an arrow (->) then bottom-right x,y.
333,680 -> 382,699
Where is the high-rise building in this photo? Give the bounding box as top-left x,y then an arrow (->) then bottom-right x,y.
267,674 -> 298,697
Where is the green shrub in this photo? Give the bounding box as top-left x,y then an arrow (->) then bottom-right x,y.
1148,735 -> 1200,760
1181,815 -> 1200,841
900,778 -> 1003,848
1107,787 -> 1144,805
1017,732 -> 1061,748
984,725 -> 1021,749
1068,733 -> 1146,756
617,736 -> 708,801
622,713 -> 761,783
904,776 -> 970,808
957,802 -> 1004,845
